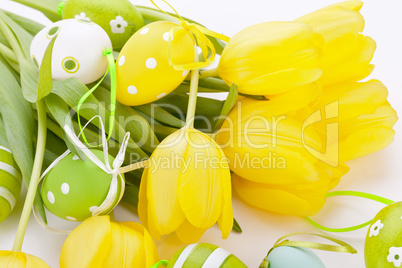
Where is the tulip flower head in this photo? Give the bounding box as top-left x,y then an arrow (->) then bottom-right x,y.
139,127 -> 233,243
296,0 -> 376,86
218,21 -> 324,96
60,216 -> 158,268
0,251 -> 50,268
311,80 -> 398,162
216,97 -> 349,216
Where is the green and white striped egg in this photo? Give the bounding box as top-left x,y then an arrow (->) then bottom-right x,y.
167,243 -> 247,268
0,145 -> 22,223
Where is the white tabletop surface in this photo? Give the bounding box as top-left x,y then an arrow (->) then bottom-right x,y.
0,0 -> 401,267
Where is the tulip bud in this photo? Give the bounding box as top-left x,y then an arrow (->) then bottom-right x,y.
60,216 -> 159,268
138,127 -> 233,243
296,1 -> 376,86
311,80 -> 398,161
0,251 -> 50,268
216,97 -> 348,216
218,21 -> 323,96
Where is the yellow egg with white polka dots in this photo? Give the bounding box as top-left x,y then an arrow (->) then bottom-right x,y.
116,21 -> 195,106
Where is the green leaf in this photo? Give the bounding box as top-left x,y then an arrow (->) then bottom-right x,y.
4,11 -> 45,35
0,116 -> 9,147
44,93 -> 86,161
214,83 -> 238,131
20,58 -> 40,103
8,0 -> 62,22
38,34 -> 57,100
52,78 -> 149,159
93,86 -> 159,153
233,217 -> 243,233
134,103 -> 185,129
0,57 -> 47,223
0,10 -> 34,59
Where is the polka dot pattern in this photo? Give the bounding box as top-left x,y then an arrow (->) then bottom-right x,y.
61,183 -> 70,195
163,32 -> 171,41
116,21 -> 195,106
118,56 -> 125,66
127,85 -> 137,95
140,27 -> 149,35
146,58 -> 157,69
47,191 -> 55,204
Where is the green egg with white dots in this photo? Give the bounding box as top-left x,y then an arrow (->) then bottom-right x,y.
365,202 -> 402,268
62,0 -> 144,50
40,150 -> 124,222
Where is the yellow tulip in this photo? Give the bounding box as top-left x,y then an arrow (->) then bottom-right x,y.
0,251 -> 49,268
60,216 -> 158,268
311,80 -> 398,162
218,21 -> 324,95
138,127 -> 233,243
296,0 -> 376,86
232,173 -> 338,216
215,97 -> 348,216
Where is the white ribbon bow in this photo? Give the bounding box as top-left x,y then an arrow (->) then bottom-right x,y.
41,115 -> 130,216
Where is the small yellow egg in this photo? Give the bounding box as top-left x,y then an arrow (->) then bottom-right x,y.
116,21 -> 195,106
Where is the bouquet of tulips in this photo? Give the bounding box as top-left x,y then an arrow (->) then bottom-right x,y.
0,0 -> 397,267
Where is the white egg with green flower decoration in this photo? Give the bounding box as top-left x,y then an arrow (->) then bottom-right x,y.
30,18 -> 112,84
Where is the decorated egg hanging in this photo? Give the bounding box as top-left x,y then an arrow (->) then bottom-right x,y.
62,0 -> 144,50
166,243 -> 247,268
0,145 -> 22,223
365,202 -> 402,268
263,246 -> 325,268
40,150 -> 123,222
30,18 -> 112,84
116,21 -> 195,106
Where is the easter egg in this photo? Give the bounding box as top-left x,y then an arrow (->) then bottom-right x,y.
62,0 -> 144,50
116,21 -> 195,106
167,243 -> 247,268
41,150 -> 123,222
265,246 -> 325,268
0,145 -> 22,223
365,202 -> 402,268
30,18 -> 112,84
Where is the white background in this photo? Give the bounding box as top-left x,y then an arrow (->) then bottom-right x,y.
0,0 -> 401,267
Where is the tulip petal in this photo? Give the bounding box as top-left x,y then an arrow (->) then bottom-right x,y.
60,216 -> 112,268
175,220 -> 205,244
219,21 -> 323,95
138,168 -> 149,231
325,0 -> 363,12
243,68 -> 323,95
232,174 -> 329,216
122,222 -> 159,268
103,222 -> 146,268
178,129 -> 224,229
147,129 -> 187,235
297,6 -> 364,42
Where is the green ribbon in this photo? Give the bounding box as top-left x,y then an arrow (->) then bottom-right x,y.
76,48 -> 116,146
306,191 -> 395,233
151,260 -> 169,268
259,232 -> 357,268
57,1 -> 65,16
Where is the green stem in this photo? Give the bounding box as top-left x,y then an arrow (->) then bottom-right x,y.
12,99 -> 47,251
0,41 -> 17,62
199,67 -> 219,79
0,15 -> 24,61
185,51 -> 200,128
